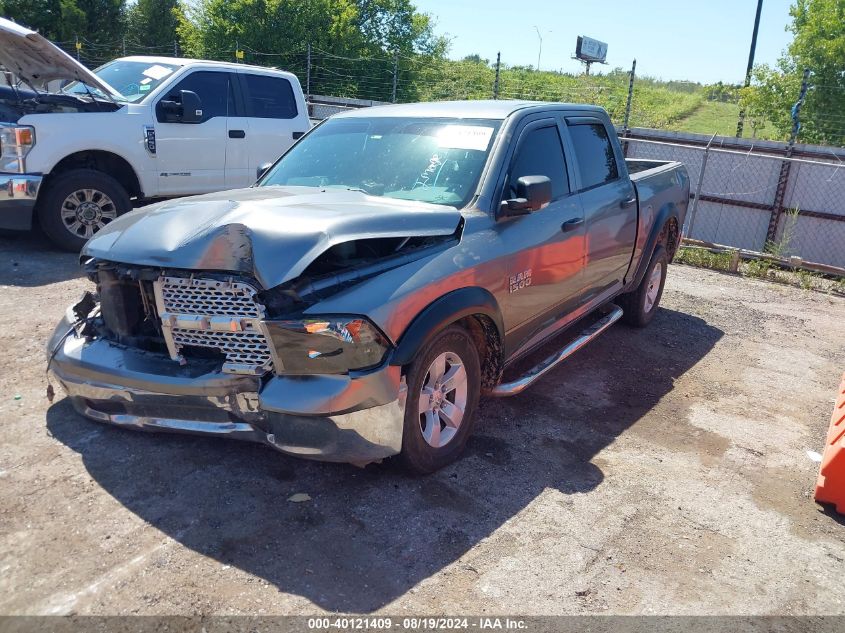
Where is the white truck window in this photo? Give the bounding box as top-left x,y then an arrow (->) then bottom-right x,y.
164,71 -> 236,122
244,74 -> 297,119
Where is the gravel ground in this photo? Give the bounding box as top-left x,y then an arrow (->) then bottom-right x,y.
0,231 -> 843,616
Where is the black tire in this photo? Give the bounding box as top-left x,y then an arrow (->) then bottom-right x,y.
399,325 -> 482,474
37,169 -> 131,252
618,245 -> 668,327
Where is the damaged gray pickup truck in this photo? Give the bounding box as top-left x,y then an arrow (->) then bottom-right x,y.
48,100 -> 689,473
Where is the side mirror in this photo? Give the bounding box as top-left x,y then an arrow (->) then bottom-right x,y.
158,90 -> 203,123
499,175 -> 552,218
256,162 -> 274,180
178,90 -> 203,123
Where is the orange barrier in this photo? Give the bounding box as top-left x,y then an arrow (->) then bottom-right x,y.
815,372 -> 845,514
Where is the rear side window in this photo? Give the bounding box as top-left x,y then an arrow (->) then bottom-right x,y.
244,74 -> 298,119
164,71 -> 235,122
568,123 -> 619,189
508,125 -> 569,199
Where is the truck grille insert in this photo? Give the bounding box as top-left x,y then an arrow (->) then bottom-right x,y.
153,276 -> 274,375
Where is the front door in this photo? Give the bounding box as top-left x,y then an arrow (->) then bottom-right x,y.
154,70 -> 242,196
497,119 -> 586,343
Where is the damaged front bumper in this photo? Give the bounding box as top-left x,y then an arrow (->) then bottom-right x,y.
48,315 -> 407,466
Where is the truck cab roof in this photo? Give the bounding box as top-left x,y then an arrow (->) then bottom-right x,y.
115,56 -> 298,78
333,99 -> 609,120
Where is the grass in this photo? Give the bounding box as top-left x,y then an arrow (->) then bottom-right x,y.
674,246 -> 734,271
675,245 -> 844,294
674,101 -> 779,140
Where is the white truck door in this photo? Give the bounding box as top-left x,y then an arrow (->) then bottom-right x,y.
153,70 -> 238,195
238,71 -> 309,176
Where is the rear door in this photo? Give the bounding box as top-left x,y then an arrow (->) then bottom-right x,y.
153,70 -> 242,195
565,117 -> 637,299
497,118 -> 586,337
238,71 -> 308,179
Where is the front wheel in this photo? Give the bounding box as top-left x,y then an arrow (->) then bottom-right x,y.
618,245 -> 668,327
37,169 -> 131,252
399,325 -> 481,474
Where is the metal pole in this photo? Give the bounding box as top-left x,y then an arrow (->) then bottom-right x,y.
391,50 -> 399,103
174,40 -> 179,57
75,35 -> 80,61
534,26 -> 542,71
766,68 -> 810,243
493,51 -> 501,99
306,42 -> 311,99
685,133 -> 717,239
122,36 -> 126,57
622,58 -> 636,135
736,0 -> 764,137
585,61 -> 591,76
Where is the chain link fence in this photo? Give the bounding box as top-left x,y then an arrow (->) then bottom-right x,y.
624,136 -> 845,270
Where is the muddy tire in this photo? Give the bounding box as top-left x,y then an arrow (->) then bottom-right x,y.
37,169 -> 131,252
618,245 -> 668,327
399,325 -> 481,474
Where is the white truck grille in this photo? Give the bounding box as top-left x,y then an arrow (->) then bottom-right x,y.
153,276 -> 274,375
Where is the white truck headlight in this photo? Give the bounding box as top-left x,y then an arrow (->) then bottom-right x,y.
0,124 -> 36,173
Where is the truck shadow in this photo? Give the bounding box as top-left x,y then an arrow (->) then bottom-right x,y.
46,307 -> 722,613
0,232 -> 83,287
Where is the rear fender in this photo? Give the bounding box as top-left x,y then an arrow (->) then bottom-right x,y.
625,203 -> 679,293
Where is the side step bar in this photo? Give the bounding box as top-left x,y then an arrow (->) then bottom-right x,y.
491,304 -> 624,398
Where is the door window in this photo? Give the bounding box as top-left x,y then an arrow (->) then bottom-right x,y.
161,71 -> 236,123
508,125 -> 569,199
568,123 -> 619,189
244,74 -> 298,119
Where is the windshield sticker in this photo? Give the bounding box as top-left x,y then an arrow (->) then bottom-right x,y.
139,84 -> 151,92
140,78 -> 152,85
437,125 -> 494,151
142,65 -> 173,81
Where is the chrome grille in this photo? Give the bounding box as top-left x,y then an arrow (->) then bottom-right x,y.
159,277 -> 263,318
153,276 -> 274,375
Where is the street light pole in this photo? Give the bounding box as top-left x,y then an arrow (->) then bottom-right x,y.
534,26 -> 543,71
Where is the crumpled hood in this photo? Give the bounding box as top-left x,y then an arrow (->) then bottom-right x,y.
82,186 -> 461,289
0,17 -> 122,98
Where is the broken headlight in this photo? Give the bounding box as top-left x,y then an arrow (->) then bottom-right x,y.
262,316 -> 391,375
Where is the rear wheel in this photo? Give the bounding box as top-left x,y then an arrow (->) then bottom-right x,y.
37,169 -> 131,252
400,325 -> 481,474
618,245 -> 668,327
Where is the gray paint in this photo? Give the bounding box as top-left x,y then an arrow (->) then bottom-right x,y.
55,100 -> 689,465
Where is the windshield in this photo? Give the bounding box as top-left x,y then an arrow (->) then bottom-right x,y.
260,116 -> 501,208
63,60 -> 180,103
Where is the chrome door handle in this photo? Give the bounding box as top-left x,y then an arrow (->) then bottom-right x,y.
621,196 -> 636,208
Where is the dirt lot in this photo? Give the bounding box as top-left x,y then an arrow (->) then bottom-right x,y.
0,231 -> 843,616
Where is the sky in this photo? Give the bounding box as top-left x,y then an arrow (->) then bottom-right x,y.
414,0 -> 796,84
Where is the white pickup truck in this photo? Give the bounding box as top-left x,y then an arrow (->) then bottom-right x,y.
0,17 -> 310,250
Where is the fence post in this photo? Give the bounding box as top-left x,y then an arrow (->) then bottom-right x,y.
306,42 -> 311,100
685,133 -> 717,240
622,58 -> 636,135
174,40 -> 179,57
493,52 -> 501,100
766,67 -> 810,245
122,37 -> 126,57
75,35 -> 81,61
391,50 -> 399,103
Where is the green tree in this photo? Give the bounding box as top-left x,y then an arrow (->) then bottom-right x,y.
741,0 -> 845,145
1,0 -> 86,41
176,0 -> 446,101
127,0 -> 179,50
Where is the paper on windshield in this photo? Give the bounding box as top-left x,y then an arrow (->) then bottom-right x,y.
437,125 -> 494,151
142,64 -> 173,81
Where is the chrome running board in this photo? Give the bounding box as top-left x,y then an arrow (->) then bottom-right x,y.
491,304 -> 624,397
